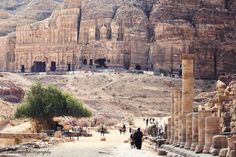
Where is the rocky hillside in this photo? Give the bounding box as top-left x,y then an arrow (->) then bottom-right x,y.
0,0 -> 63,36
0,73 -> 26,130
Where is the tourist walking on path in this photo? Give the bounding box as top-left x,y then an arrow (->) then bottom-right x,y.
133,128 -> 143,150
101,126 -> 105,136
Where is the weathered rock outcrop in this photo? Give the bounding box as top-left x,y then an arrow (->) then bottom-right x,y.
0,77 -> 25,103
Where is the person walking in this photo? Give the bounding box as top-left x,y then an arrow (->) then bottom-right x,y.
122,124 -> 126,134
101,126 -> 105,136
133,128 -> 143,150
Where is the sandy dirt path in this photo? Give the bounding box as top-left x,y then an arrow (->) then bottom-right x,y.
26,130 -> 160,157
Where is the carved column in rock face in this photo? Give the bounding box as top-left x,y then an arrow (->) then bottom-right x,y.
203,117 -> 220,154
167,117 -> 171,144
190,112 -> 198,151
180,54 -> 194,148
184,113 -> 193,149
195,110 -> 212,153
170,89 -> 175,144
173,89 -> 179,146
178,90 -> 182,146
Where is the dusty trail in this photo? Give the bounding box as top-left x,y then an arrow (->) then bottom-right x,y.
26,130 -> 160,157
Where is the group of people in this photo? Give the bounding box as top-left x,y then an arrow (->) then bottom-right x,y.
144,117 -> 157,127
130,128 -> 144,150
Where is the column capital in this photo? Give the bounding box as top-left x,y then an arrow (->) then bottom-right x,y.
182,54 -> 194,60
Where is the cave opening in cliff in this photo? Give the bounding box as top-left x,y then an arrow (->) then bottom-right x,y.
50,62 -> 56,72
68,64 -> 71,71
31,61 -> 46,73
95,58 -> 107,68
21,65 -> 25,73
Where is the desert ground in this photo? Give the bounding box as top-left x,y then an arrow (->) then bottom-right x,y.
0,71 -> 215,156
23,71 -> 214,125
0,71 -> 215,127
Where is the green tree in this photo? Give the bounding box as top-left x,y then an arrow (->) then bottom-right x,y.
15,83 -> 92,132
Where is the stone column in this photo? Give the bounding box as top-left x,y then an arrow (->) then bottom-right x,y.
167,117 -> 171,144
195,110 -> 212,153
184,113 -> 193,149
234,142 -> 236,156
203,117 -> 220,153
173,89 -> 179,146
180,54 -> 194,148
190,112 -> 198,151
170,89 -> 175,144
178,90 -> 182,146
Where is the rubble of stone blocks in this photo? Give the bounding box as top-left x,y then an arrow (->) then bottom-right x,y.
165,55 -> 236,157
204,76 -> 236,134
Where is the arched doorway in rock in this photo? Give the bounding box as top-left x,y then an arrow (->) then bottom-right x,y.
68,64 -> 71,71
51,62 -> 56,72
21,65 -> 25,73
31,61 -> 46,72
89,59 -> 93,66
95,58 -> 107,68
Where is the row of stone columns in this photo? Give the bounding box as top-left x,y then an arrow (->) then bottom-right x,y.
166,54 -> 223,155
167,54 -> 194,147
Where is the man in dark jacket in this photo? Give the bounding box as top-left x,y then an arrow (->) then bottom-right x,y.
133,128 -> 143,149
